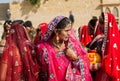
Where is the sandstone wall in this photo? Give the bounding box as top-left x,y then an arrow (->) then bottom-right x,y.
10,0 -> 101,30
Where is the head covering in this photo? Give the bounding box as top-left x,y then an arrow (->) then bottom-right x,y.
94,23 -> 103,37
0,23 -> 39,81
101,13 -> 120,79
39,23 -> 48,36
79,25 -> 92,46
23,20 -> 33,28
34,22 -> 48,44
43,16 -> 66,41
88,18 -> 102,37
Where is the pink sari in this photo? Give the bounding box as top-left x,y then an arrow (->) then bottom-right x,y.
36,16 -> 92,81
37,36 -> 92,81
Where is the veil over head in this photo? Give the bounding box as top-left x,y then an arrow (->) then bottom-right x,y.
43,16 -> 66,41
1,23 -> 39,81
79,25 -> 92,46
38,22 -> 48,36
102,13 -> 120,79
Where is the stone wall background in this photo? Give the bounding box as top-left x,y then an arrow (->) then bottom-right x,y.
1,0 -> 120,40
10,0 -> 101,29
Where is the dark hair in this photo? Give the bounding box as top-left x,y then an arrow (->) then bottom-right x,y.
12,20 -> 24,24
4,20 -> 12,25
23,21 -> 33,28
51,17 -> 71,37
88,18 -> 98,35
3,20 -> 12,32
99,12 -> 104,25
92,16 -> 97,20
88,18 -> 98,28
56,17 -> 71,29
78,27 -> 81,33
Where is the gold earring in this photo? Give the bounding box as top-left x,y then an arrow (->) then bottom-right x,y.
56,35 -> 59,43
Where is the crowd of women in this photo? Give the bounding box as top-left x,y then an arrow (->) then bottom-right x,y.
0,12 -> 120,81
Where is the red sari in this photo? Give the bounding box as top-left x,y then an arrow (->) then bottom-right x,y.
79,25 -> 92,46
0,23 -> 39,81
95,13 -> 120,81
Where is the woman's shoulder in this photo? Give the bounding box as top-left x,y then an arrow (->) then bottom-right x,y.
0,39 -> 6,47
91,34 -> 104,44
36,41 -> 51,50
94,34 -> 104,40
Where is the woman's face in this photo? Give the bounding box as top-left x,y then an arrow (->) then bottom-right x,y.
6,25 -> 11,30
88,25 -> 95,35
58,24 -> 72,41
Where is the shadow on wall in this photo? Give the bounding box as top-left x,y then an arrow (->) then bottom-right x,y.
0,3 -> 9,21
15,1 -> 40,20
96,5 -> 102,10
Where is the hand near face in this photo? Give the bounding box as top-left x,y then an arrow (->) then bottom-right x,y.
65,47 -> 78,61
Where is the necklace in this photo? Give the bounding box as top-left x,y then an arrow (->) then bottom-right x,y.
51,40 -> 65,50
51,41 -> 61,49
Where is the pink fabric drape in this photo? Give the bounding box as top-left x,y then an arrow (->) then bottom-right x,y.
36,16 -> 92,81
37,29 -> 92,81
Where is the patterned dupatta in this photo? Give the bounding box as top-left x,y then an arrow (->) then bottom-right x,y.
102,13 -> 120,80
0,23 -> 39,81
68,32 -> 92,81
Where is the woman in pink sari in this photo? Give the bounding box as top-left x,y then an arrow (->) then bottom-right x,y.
36,16 -> 92,81
0,23 -> 39,81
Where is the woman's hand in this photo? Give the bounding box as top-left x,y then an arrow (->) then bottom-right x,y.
65,47 -> 78,61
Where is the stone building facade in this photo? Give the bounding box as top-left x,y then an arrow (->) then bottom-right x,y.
0,3 -> 9,38
101,0 -> 120,24
9,0 -> 101,29
0,0 -> 120,30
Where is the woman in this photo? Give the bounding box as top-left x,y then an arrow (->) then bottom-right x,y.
34,22 -> 48,45
0,20 -> 12,58
88,12 -> 120,81
87,16 -> 103,81
36,16 -> 92,81
97,12 -> 120,81
79,25 -> 93,47
23,20 -> 36,42
87,17 -> 103,55
0,23 -> 39,81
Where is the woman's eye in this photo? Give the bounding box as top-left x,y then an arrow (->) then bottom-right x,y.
65,30 -> 70,32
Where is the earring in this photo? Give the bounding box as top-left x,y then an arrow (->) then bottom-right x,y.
56,35 -> 59,44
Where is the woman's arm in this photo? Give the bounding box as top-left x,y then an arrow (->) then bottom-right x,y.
0,62 -> 7,81
87,34 -> 104,49
65,47 -> 79,61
